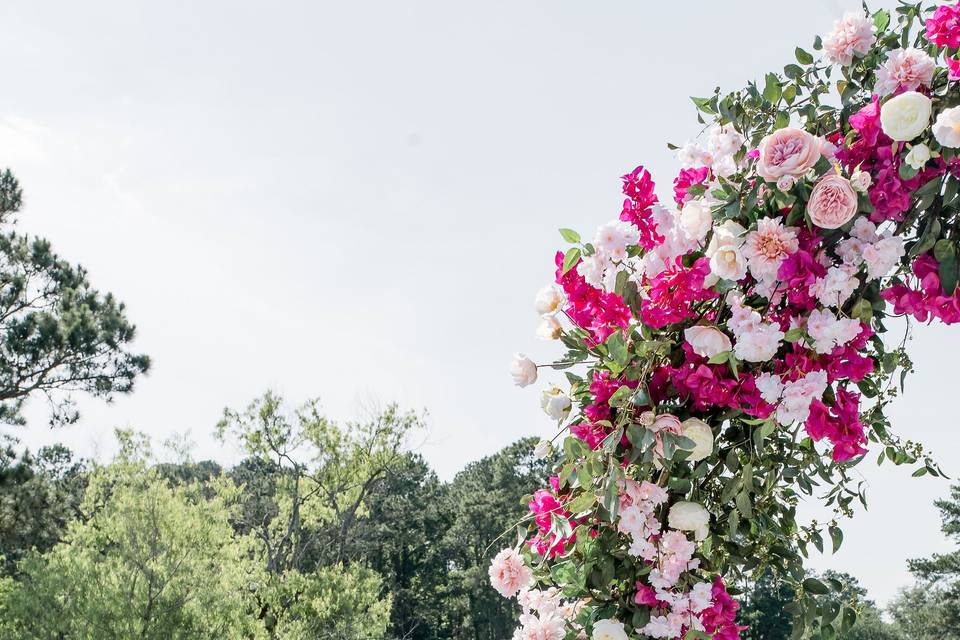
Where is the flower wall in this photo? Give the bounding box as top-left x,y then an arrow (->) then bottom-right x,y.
496,4 -> 958,640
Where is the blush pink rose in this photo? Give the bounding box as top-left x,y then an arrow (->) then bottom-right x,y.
755,127 -> 826,181
807,174 -> 859,229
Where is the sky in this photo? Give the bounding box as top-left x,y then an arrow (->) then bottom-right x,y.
0,0 -> 957,607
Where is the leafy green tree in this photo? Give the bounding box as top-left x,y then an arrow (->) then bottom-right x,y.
0,436 -> 87,576
0,169 -> 149,426
738,569 -> 795,639
0,444 -> 252,639
216,392 -> 417,638
441,437 -> 550,640
887,584 -> 955,640
906,482 -> 960,631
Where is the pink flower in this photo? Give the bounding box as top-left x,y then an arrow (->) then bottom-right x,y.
926,3 -> 960,49
806,389 -> 868,462
807,174 -> 859,229
489,548 -> 532,598
947,57 -> 960,82
742,217 -> 799,280
755,127 -> 826,181
620,165 -> 664,250
673,166 -> 709,205
699,577 -> 746,640
875,48 -> 936,95
640,257 -> 717,329
824,11 -> 876,66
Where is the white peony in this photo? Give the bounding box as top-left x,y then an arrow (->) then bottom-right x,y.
534,283 -> 565,315
510,354 -> 537,387
592,619 -> 629,640
683,325 -> 732,359
540,387 -> 571,421
536,315 -> 562,340
681,418 -> 714,462
905,143 -> 932,170
933,105 -> 960,148
667,501 -> 710,540
879,91 -> 931,141
679,199 -> 714,243
533,439 -> 551,460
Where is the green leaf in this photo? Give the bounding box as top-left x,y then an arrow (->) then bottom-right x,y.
803,577 -> 831,595
561,247 -> 581,275
874,9 -> 890,31
795,47 -> 814,65
605,332 -> 630,367
558,228 -> 581,243
735,490 -> 753,519
763,73 -> 782,103
939,250 -> 958,296
707,351 -> 730,364
691,96 -> 716,115
784,64 -> 804,80
566,492 -> 597,514
829,525 -> 843,553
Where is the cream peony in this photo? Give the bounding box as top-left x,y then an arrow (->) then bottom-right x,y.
540,387 -> 571,421
683,325 -> 732,359
592,619 -> 629,640
679,199 -> 713,243
534,283 -> 565,316
706,219 -> 748,282
879,91 -> 931,141
510,354 -> 537,387
667,501 -> 710,540
536,315 -> 562,340
933,105 -> 960,148
681,418 -> 714,462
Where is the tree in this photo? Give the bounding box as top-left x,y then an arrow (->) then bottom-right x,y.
0,169 -> 149,426
0,436 -> 87,576
886,585 -> 955,640
0,448 -> 252,639
737,569 -> 795,640
441,438 -> 550,640
215,392 -> 418,637
907,482 -> 960,631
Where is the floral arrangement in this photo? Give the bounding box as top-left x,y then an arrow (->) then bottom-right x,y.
493,3 -> 959,639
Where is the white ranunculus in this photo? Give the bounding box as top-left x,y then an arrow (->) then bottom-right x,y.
534,283 -> 565,315
510,354 -> 537,388
905,143 -> 932,170
679,199 -> 713,243
536,315 -> 562,340
683,325 -> 732,359
592,619 -> 629,640
533,439 -> 551,460
540,386 -> 571,421
681,418 -> 715,462
879,91 -> 932,142
933,105 -> 960,148
668,501 -> 710,540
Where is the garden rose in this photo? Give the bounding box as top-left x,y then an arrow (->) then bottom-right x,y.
706,220 -> 748,282
807,174 -> 859,229
592,620 -> 629,640
667,501 -> 710,540
755,127 -> 825,181
488,548 -> 532,597
824,11 -> 876,66
683,325 -> 732,358
540,387 -> 571,421
875,47 -> 936,95
510,354 -> 537,387
879,91 -> 931,141
681,418 -> 714,462
905,143 -> 932,170
534,283 -> 565,315
933,105 -> 960,148
679,199 -> 713,243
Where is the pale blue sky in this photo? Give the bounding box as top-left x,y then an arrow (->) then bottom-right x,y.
1,0 -> 956,606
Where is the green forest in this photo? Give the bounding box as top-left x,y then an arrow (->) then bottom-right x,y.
0,168 -> 958,640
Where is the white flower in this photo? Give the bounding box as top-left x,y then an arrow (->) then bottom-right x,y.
879,91 -> 931,142
776,370 -> 828,424
576,254 -> 606,288
510,354 -> 537,387
683,325 -> 732,359
690,582 -> 714,613
540,387 -> 571,421
863,235 -> 905,280
536,315 -> 562,340
667,502 -> 710,540
810,265 -> 860,308
806,308 -> 862,354
534,284 -> 565,315
933,105 -> 960,148
755,372 -> 784,404
706,220 -> 748,282
905,143 -> 932,170
593,221 -> 637,262
679,199 -> 714,243
706,123 -> 745,158
734,323 -> 784,363
776,175 -> 796,192
681,418 -> 714,462
677,142 -> 713,168
850,170 -> 872,192
592,619 -> 629,640
533,439 -> 551,460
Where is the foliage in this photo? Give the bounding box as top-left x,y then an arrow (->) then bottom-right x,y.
0,169 -> 149,426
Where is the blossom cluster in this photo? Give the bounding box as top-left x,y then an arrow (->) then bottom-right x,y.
496,3 -> 954,639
